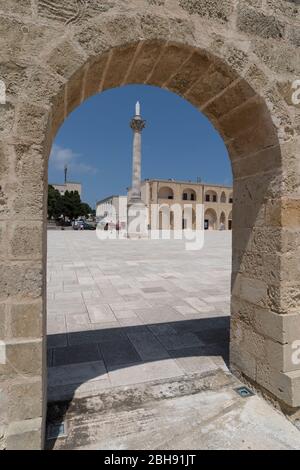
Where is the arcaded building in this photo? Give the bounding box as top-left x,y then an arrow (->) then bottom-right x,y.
138,179 -> 233,231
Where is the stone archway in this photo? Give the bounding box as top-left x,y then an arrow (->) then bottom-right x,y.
220,192 -> 227,204
0,0 -> 299,449
228,210 -> 233,231
220,211 -> 226,230
158,186 -> 174,200
204,208 -> 218,230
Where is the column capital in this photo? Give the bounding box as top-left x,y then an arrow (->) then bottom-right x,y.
130,117 -> 146,132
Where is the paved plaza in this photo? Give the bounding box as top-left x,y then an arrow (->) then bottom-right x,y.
47,230 -> 231,402
46,231 -> 300,450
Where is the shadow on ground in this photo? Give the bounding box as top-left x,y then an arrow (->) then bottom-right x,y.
46,316 -> 230,449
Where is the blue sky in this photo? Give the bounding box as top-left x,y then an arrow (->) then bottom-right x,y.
49,84 -> 232,208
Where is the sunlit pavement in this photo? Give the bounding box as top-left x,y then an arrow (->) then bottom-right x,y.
46,231 -> 300,450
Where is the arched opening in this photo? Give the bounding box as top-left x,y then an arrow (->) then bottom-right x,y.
220,192 -> 226,203
229,193 -> 233,204
158,186 -> 174,200
205,190 -> 218,203
204,208 -> 218,231
220,211 -> 226,230
228,211 -> 233,231
4,19 -> 298,448
182,188 -> 196,201
182,207 -> 196,230
159,204 -> 172,230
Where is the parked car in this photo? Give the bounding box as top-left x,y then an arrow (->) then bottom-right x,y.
82,221 -> 96,230
73,220 -> 84,230
73,220 -> 96,230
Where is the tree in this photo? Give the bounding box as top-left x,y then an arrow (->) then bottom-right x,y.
48,185 -> 63,220
80,202 -> 94,218
48,186 -> 95,221
63,190 -> 82,220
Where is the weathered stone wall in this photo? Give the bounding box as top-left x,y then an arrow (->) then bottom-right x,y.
0,0 -> 299,449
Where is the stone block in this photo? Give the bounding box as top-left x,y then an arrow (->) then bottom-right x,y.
0,302 -> 7,339
186,60 -> 237,109
66,67 -> 85,116
0,262 -> 43,300
50,86 -> 66,139
232,274 -> 268,306
0,0 -> 32,16
204,79 -> 255,120
140,13 -> 170,41
15,102 -> 49,144
267,283 -> 300,314
46,40 -> 87,80
237,5 -> 285,39
265,339 -> 300,373
230,342 -> 256,380
1,339 -> 42,377
167,51 -> 210,96
232,146 -> 281,178
13,144 -> 45,218
77,21 -> 110,56
0,62 -> 27,99
0,221 -> 8,259
266,0 -> 300,19
127,40 -> 164,84
84,54 -> 109,99
255,39 -> 300,75
10,222 -> 43,259
9,301 -> 42,338
102,43 -> 138,90
6,417 -> 43,450
7,378 -> 43,421
265,198 -> 300,228
1,16 -> 63,67
256,362 -> 293,404
24,66 -> 65,107
149,42 -> 191,86
179,0 -> 234,24
0,102 -> 15,137
219,96 -> 277,145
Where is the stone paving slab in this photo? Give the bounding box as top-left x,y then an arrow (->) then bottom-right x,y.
47,370 -> 300,450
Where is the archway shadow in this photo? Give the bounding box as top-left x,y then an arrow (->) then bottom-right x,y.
46,315 -> 229,449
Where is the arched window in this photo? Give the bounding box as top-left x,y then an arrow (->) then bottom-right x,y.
205,190 -> 218,203
182,188 -> 196,201
158,186 -> 174,200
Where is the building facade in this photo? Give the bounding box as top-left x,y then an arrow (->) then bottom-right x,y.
129,179 -> 233,231
51,182 -> 82,197
96,195 -> 128,230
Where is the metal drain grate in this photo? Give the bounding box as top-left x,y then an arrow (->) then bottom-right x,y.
235,386 -> 255,398
47,422 -> 67,440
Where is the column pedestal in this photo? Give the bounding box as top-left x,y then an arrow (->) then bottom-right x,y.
127,200 -> 148,239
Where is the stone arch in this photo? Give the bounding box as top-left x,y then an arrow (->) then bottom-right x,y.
158,186 -> 174,200
182,188 -> 196,201
182,206 -> 196,230
1,2 -> 299,449
205,190 -> 218,203
228,210 -> 233,231
220,191 -> 227,203
220,211 -> 226,229
204,208 -> 218,230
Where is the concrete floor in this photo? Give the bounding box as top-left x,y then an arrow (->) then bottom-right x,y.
46,231 -> 300,450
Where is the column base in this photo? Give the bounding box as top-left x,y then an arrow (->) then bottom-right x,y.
127,200 -> 148,239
